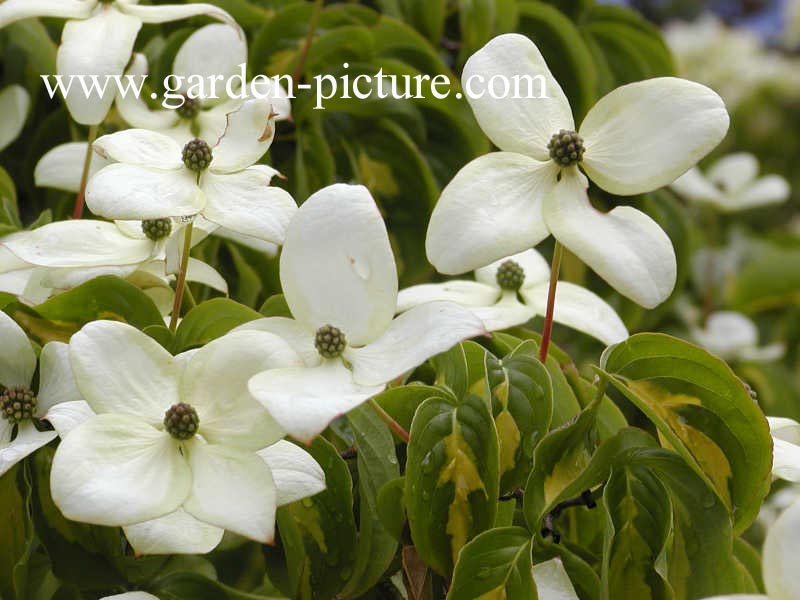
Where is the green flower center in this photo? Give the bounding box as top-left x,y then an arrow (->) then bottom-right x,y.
176,96 -> 200,120
495,259 -> 525,291
1,387 -> 37,425
315,325 -> 347,359
182,138 -> 213,172
163,402 -> 199,440
141,218 -> 172,241
547,129 -> 584,167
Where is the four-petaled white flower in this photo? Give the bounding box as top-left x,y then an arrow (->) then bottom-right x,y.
0,85 -> 29,152
85,99 -> 296,244
244,184 -> 486,443
0,219 -> 226,308
426,33 -> 729,309
397,248 -> 627,346
0,312 -> 83,476
0,0 -> 237,125
671,153 -> 790,212
118,24 -> 291,144
51,320 -> 324,546
690,311 -> 785,363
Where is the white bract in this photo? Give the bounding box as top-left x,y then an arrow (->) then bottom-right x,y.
690,311 -> 784,362
85,99 -> 296,244
0,85 -> 29,151
671,153 -> 790,212
397,248 -> 627,345
426,33 -> 729,309
34,139 -> 278,257
118,24 -> 291,144
50,321 -> 324,546
245,184 -> 486,443
0,312 -> 83,476
768,417 -> 800,484
102,594 -> 159,600
0,219 -> 226,308
0,0 -> 236,125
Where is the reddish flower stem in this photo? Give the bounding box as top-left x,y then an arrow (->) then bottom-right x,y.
539,241 -> 564,363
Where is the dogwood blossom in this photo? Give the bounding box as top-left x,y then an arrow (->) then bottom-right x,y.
118,24 -> 291,144
426,33 -> 729,309
0,85 -> 29,152
84,99 -> 295,244
690,311 -> 784,362
0,312 -> 82,476
0,219 -> 226,307
0,0 -> 236,125
397,248 -> 627,345
51,321 -> 323,545
102,594 -> 158,600
671,153 -> 790,212
245,184 -> 486,443
49,392 -> 325,554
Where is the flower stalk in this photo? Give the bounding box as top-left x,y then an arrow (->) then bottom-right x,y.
72,125 -> 98,220
539,241 -> 564,363
368,398 -> 410,443
169,221 -> 194,333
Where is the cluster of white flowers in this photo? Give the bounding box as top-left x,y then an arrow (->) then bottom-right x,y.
7,5 -> 798,592
664,14 -> 800,109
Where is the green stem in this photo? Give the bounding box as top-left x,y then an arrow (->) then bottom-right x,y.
169,221 -> 194,333
539,241 -> 564,363
368,398 -> 410,443
72,125 -> 98,220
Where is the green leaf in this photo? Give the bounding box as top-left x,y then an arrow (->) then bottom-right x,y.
405,393 -> 500,575
0,466 -> 31,600
600,333 -> 773,534
152,571 -> 285,600
448,527 -> 536,600
485,340 -> 553,491
601,448 -> 752,599
174,298 -> 263,352
397,0 -> 447,42
377,476 -> 406,542
265,437 -> 357,600
341,405 -> 400,598
725,239 -> 800,312
374,383 -> 454,434
33,275 -> 164,331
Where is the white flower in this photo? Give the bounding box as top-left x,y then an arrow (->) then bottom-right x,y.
0,218 -> 226,308
533,558 -> 580,599
690,311 -> 784,363
84,99 -> 296,244
0,0 -> 237,125
101,594 -> 159,600
671,153 -> 790,212
426,33 -> 729,309
0,312 -> 83,476
244,184 -> 486,443
118,24 -> 291,144
665,14 -> 800,108
50,394 -> 325,555
0,85 -> 29,151
768,417 -> 800,484
397,248 -> 628,346
700,497 -> 800,600
50,320 -> 324,547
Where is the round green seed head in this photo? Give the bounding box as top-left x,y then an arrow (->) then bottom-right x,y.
547,129 -> 585,167
176,96 -> 200,120
1,387 -> 37,425
495,259 -> 525,291
182,138 -> 213,172
315,325 -> 347,359
141,218 -> 172,241
163,402 -> 199,440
